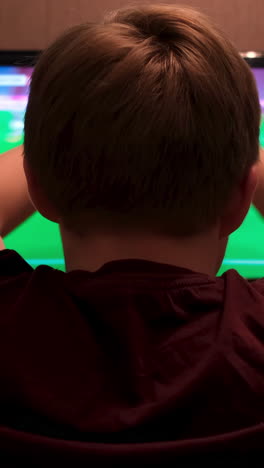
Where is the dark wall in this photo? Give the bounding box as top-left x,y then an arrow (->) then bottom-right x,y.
0,0 -> 263,51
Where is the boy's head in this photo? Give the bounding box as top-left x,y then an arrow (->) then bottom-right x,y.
24,4 -> 260,239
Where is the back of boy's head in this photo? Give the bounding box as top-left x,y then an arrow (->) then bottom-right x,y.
24,4 -> 260,236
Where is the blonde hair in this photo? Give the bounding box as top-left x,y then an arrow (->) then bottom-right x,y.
24,4 -> 260,235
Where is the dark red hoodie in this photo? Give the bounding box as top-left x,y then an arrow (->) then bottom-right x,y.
0,249 -> 263,466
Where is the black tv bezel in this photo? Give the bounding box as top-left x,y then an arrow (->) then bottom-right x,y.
0,51 -> 41,66
244,56 -> 264,68
0,50 -> 264,66
0,49 -> 264,68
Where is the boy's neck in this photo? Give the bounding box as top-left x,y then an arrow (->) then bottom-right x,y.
60,225 -> 226,276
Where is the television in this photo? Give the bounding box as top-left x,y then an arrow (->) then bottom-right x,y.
0,51 -> 264,277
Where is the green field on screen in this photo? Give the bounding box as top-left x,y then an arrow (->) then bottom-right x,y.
2,116 -> 264,278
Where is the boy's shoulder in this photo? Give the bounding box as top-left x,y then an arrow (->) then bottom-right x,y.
0,249 -> 59,311
0,249 -> 33,276
218,268 -> 264,332
221,266 -> 264,301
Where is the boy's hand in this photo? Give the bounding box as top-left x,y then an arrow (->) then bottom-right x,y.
253,147 -> 264,216
0,237 -> 5,250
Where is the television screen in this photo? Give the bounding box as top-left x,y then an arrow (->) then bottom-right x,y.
0,55 -> 264,276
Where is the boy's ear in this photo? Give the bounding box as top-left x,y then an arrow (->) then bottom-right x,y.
23,159 -> 59,223
219,164 -> 258,238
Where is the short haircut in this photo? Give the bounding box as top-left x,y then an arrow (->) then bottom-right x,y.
24,4 -> 260,235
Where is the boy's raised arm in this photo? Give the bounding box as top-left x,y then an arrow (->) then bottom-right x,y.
253,148 -> 264,216
0,145 -> 35,239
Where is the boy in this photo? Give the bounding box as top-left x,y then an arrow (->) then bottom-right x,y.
0,4 -> 264,466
